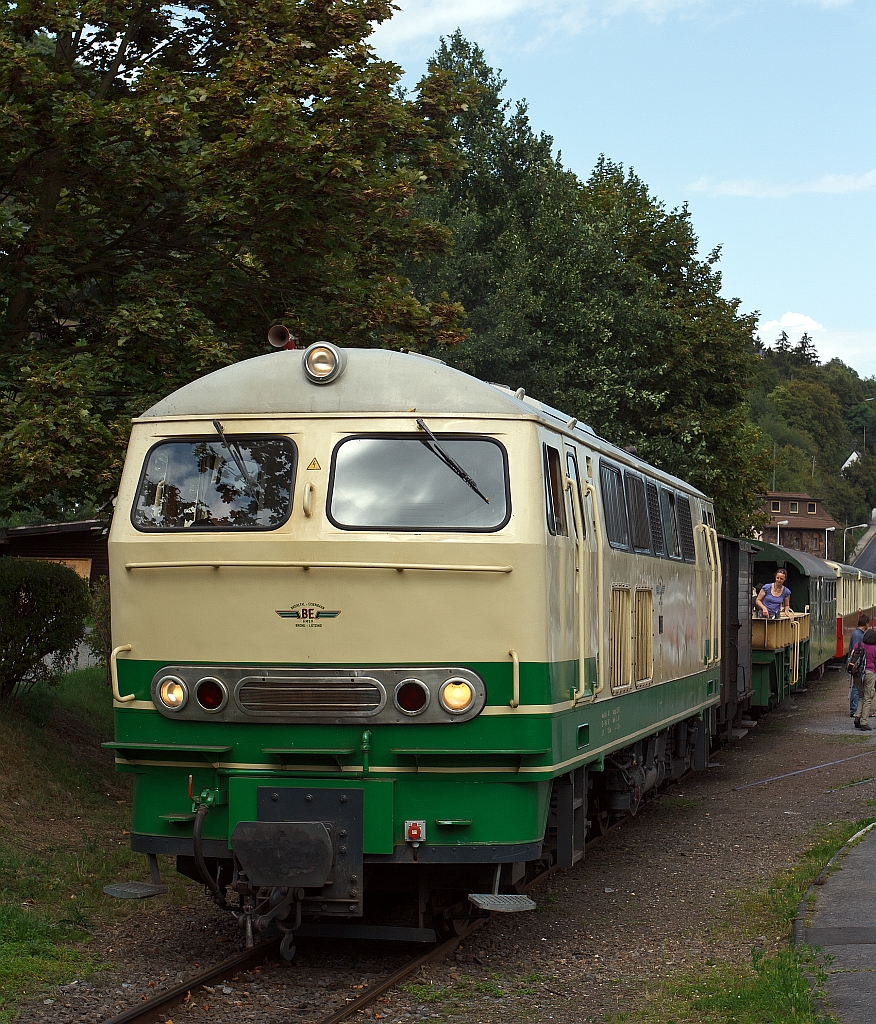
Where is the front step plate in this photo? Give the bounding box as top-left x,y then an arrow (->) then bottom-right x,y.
468,893 -> 536,912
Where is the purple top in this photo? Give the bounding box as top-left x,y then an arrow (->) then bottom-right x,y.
759,584 -> 790,617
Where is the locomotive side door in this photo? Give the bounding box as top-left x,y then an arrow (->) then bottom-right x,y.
565,445 -> 595,698
542,439 -> 577,689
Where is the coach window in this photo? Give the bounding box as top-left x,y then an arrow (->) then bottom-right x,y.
328,435 -> 509,531
132,436 -> 297,531
624,473 -> 652,554
543,444 -> 568,536
600,462 -> 630,549
659,488 -> 681,559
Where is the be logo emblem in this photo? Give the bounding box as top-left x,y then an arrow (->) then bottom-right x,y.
276,602 -> 341,628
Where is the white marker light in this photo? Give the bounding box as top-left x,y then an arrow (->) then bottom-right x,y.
157,676 -> 188,710
440,678 -> 474,714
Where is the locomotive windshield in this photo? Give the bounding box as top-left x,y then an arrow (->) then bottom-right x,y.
132,437 -> 297,531
328,435 -> 509,531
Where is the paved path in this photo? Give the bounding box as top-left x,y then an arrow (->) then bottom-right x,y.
802,827 -> 876,1023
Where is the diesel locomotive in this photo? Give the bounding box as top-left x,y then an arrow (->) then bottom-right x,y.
107,343 -> 730,946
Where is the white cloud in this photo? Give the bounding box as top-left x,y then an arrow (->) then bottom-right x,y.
371,0 -> 708,50
761,312 -> 826,336
689,171 -> 876,199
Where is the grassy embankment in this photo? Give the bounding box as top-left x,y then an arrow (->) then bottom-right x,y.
0,669 -> 191,1019
608,818 -> 868,1024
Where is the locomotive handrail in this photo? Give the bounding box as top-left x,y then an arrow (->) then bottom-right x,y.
302,481 -> 315,518
509,649 -> 520,708
696,524 -> 720,665
110,644 -> 136,703
566,476 -> 588,702
709,526 -> 722,664
125,560 -> 513,573
582,481 -> 605,699
789,618 -> 800,687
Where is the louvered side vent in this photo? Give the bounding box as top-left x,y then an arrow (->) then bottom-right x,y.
635,589 -> 654,686
645,481 -> 665,555
238,676 -> 383,715
676,496 -> 696,561
610,585 -> 633,692
625,474 -> 652,553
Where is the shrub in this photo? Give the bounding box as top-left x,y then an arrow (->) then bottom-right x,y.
84,576 -> 112,687
0,559 -> 89,700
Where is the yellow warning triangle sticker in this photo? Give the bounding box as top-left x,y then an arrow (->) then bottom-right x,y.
306,458 -> 321,470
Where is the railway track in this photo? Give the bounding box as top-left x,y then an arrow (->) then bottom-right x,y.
102,866 -> 555,1024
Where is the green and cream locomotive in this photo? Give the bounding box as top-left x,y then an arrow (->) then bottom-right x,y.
107,344 -> 721,945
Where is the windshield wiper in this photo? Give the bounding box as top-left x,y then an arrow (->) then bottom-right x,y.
212,420 -> 259,502
416,418 -> 490,504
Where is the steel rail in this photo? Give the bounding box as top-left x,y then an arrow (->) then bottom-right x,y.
101,937 -> 281,1024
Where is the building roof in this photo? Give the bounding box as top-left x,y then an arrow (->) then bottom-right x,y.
763,492 -> 841,531
0,519 -> 106,543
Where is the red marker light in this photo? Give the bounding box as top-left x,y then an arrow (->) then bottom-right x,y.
196,678 -> 226,711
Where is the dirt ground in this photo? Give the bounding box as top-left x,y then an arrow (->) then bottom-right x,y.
14,665 -> 873,1024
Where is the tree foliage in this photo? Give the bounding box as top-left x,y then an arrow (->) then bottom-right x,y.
0,0 -> 465,518
408,34 -> 768,537
0,558 -> 89,699
751,332 -> 876,525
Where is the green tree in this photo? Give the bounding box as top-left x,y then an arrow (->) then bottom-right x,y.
768,381 -> 849,471
410,33 -> 768,536
0,0 -> 465,518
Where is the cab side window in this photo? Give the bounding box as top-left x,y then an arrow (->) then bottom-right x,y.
544,444 -> 568,536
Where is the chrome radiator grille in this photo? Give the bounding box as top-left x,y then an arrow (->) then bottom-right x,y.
237,675 -> 384,715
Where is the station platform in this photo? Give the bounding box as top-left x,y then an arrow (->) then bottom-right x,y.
797,823 -> 876,1023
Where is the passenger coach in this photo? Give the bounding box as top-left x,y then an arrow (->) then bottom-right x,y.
107,345 -> 722,944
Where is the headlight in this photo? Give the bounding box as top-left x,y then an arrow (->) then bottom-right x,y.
303,343 -> 346,384
157,676 -> 188,711
395,678 -> 430,715
195,677 -> 228,712
439,678 -> 474,714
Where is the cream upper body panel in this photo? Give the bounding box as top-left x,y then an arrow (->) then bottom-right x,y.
112,414 -> 549,665
111,348 -> 713,674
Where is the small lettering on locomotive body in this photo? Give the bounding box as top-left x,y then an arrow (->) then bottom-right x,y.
275,602 -> 341,627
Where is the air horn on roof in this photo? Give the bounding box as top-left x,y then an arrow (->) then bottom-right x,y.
268,325 -> 298,350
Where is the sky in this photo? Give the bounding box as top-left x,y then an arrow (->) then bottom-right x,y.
371,0 -> 876,375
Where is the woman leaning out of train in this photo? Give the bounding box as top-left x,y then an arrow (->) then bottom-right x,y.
853,629 -> 876,731
755,568 -> 792,619
849,614 -> 871,719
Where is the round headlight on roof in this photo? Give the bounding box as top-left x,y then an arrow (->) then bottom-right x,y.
302,343 -> 346,384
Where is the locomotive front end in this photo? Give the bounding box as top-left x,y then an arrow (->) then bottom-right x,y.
108,348 -> 555,942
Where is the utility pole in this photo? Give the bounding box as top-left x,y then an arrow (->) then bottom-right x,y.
772,441 -> 776,491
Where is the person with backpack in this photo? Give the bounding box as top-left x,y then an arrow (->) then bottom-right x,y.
853,627 -> 876,731
848,614 -> 871,718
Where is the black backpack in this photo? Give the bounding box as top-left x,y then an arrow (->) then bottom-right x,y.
849,644 -> 866,678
